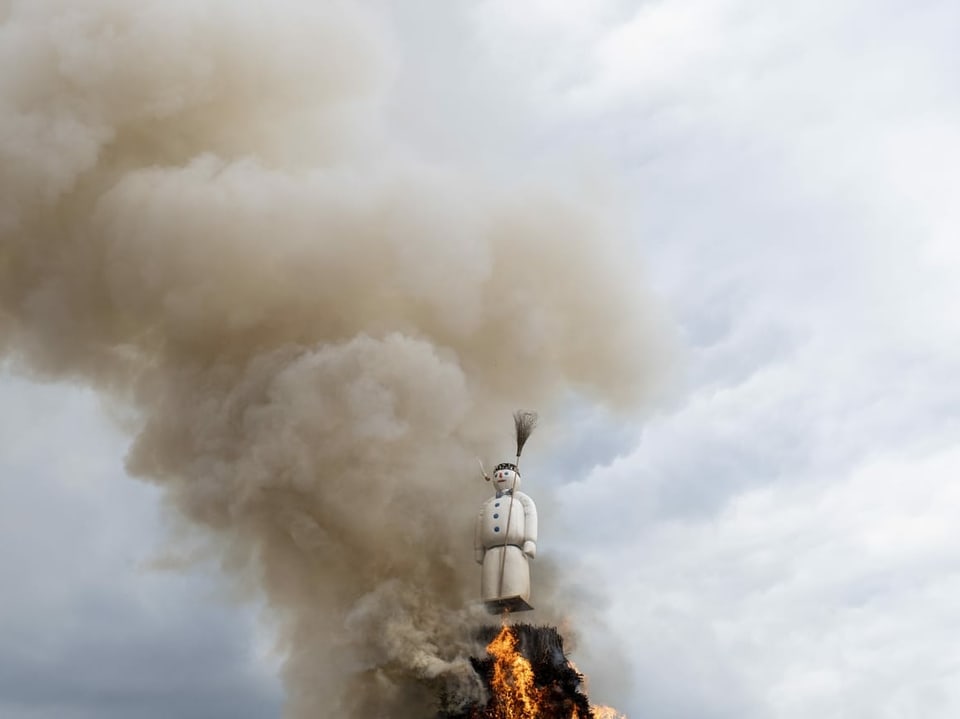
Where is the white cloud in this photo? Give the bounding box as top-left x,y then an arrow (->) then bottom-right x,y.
585,445 -> 960,718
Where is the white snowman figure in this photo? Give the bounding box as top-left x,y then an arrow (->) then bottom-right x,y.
474,461 -> 538,612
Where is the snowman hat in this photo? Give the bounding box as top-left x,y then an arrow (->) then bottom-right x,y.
478,412 -> 538,482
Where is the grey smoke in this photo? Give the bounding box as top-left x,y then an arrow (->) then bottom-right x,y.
0,1 -> 664,716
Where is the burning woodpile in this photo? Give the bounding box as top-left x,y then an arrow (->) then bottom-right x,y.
437,624 -> 626,719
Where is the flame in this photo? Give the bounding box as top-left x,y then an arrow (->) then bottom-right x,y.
486,625 -> 544,718
591,707 -> 627,719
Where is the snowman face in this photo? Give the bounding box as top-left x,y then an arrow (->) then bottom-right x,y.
493,465 -> 520,494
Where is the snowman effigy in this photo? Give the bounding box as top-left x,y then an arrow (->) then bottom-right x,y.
475,412 -> 539,613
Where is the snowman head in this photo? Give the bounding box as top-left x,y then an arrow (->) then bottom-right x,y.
492,462 -> 520,494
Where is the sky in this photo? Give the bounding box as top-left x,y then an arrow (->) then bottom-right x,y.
2,1 -> 959,718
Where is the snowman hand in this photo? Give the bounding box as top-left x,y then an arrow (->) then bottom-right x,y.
522,541 -> 536,559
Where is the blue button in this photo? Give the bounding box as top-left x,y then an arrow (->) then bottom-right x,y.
493,513 -> 499,519
495,503 -> 500,507
494,527 -> 500,532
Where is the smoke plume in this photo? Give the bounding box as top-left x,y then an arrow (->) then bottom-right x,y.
1,1 -> 661,716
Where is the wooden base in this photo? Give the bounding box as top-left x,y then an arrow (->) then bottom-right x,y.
484,595 -> 534,614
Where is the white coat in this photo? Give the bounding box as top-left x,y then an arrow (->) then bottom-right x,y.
474,485 -> 538,605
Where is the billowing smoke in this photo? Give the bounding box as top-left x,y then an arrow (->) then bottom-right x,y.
0,1 -> 661,716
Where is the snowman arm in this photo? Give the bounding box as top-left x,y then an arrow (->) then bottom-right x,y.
517,492 -> 538,558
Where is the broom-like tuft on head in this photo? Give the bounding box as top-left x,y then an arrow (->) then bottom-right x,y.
513,410 -> 539,459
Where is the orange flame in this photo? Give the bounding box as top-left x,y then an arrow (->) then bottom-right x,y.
591,707 -> 627,719
486,625 -> 544,718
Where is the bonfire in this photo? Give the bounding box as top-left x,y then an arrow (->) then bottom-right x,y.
439,624 -> 626,719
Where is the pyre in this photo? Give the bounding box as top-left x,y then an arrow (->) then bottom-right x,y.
439,624 -> 597,719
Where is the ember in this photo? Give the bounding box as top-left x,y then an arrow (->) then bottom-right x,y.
438,624 -> 625,719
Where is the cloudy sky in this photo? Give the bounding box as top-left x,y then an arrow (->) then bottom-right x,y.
3,1 -> 959,717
